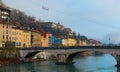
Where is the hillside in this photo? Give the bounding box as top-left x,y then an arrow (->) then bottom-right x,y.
0,1 -> 102,45
8,7 -> 73,37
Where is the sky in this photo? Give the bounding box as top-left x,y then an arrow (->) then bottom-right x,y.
2,0 -> 120,44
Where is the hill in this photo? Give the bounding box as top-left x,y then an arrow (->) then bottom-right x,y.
0,1 -> 102,45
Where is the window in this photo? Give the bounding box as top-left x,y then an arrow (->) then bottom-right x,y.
6,35 -> 8,40
9,37 -> 11,40
15,42 -> 21,46
3,24 -> 4,28
6,30 -> 8,34
3,35 -> 4,39
6,25 -> 8,28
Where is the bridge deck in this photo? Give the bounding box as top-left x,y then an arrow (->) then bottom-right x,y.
17,46 -> 120,50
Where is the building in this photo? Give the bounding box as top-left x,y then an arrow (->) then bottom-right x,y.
49,34 -> 55,47
0,5 -> 11,47
0,4 -> 10,22
62,38 -> 68,46
43,22 -> 65,30
0,23 -> 12,47
67,38 -> 77,46
41,32 -> 50,47
54,38 -> 62,44
0,4 -> 32,48
0,21 -> 31,48
81,40 -> 88,46
31,30 -> 42,47
11,26 -> 31,48
52,37 -> 63,47
64,28 -> 73,36
88,39 -> 102,46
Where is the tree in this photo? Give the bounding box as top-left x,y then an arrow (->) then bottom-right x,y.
73,32 -> 77,39
0,41 -> 19,59
80,36 -> 88,41
77,33 -> 81,39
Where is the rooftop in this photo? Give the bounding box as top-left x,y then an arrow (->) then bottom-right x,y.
0,3 -> 10,12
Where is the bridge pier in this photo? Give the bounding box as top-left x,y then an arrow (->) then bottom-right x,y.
55,54 -> 67,65
115,55 -> 120,67
55,54 -> 74,65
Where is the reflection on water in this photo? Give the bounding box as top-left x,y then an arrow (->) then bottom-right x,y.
74,54 -> 117,72
0,54 -> 119,72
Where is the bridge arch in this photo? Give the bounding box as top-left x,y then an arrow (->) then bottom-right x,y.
25,51 -> 41,58
66,51 -> 88,63
24,51 -> 57,60
66,50 -> 117,65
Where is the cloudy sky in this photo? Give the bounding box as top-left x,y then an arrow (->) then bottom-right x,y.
3,0 -> 120,44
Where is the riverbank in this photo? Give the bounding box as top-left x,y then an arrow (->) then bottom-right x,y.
0,57 -> 57,65
0,58 -> 22,65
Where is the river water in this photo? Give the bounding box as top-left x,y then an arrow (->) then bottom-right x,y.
0,54 -> 119,72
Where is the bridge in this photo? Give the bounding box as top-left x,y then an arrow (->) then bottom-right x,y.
18,46 -> 120,67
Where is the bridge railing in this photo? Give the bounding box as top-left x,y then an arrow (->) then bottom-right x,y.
16,46 -> 120,50
0,46 -> 120,50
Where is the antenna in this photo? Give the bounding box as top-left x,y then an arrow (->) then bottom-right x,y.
109,37 -> 111,46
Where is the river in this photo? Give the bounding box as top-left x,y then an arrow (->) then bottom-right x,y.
0,54 -> 119,72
